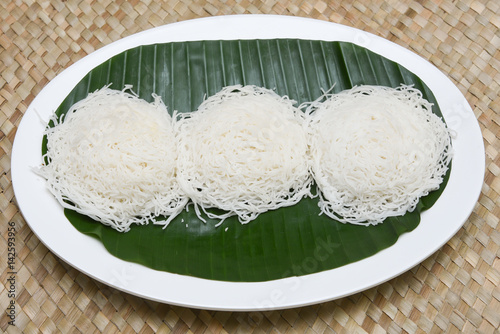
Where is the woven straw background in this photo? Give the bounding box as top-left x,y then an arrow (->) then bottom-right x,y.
1,0 -> 499,333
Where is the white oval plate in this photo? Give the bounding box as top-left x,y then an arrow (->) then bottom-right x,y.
11,15 -> 485,311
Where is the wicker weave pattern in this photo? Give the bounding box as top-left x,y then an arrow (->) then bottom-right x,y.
1,0 -> 499,333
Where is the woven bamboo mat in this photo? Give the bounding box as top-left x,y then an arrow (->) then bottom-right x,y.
1,0 -> 499,333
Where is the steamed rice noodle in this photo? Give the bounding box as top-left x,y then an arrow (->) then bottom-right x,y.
306,85 -> 453,225
38,86 -> 187,232
176,85 -> 314,225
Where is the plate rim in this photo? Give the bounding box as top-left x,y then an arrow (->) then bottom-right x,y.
11,14 -> 485,311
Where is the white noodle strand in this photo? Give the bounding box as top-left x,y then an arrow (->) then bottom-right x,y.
306,85 -> 453,225
175,85 -> 314,224
38,87 -> 188,232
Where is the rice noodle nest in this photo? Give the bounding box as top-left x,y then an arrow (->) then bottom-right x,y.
175,85 -> 314,225
306,85 -> 453,225
39,86 -> 188,232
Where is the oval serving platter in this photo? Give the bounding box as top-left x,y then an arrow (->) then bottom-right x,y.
11,15 -> 484,311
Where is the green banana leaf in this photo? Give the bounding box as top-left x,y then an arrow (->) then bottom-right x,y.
46,39 -> 450,282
